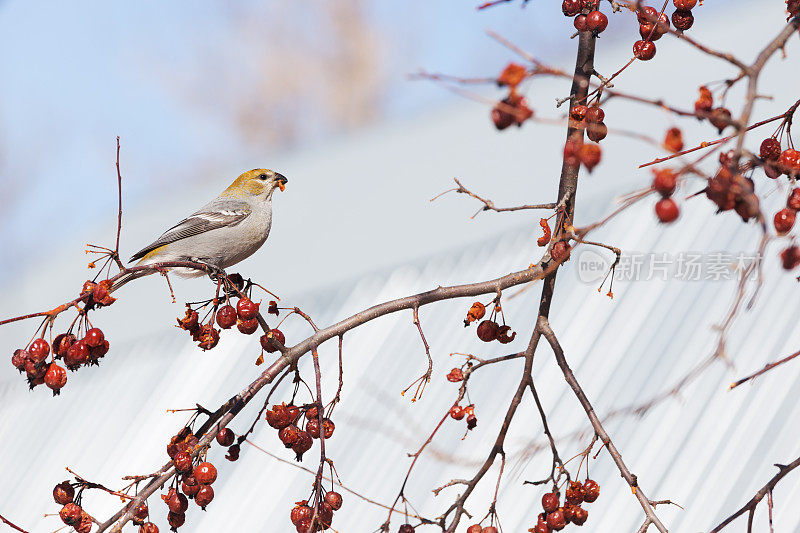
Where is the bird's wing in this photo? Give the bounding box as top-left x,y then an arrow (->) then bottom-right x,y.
129,200 -> 252,262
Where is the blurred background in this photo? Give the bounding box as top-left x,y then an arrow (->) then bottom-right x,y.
2,1 -> 800,532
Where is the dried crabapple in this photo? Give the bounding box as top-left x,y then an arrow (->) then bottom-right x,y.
60,503 -> 82,526
324,491 -> 343,511
672,9 -> 694,31
237,318 -> 259,335
236,297 -> 260,320
398,525 -> 415,533
181,475 -> 200,498
216,305 -> 237,329
45,363 -> 67,393
482,527 -> 499,533
497,62 -> 527,88
574,14 -> 589,31
562,0 -> 581,16
53,481 -> 75,505
467,526 -> 483,533
664,127 -> 684,152
267,403 -> 293,429
570,104 -> 588,122
279,425 -> 301,448
542,492 -> 559,513
167,511 -> 185,529
446,368 -> 464,382
583,479 -> 600,502
197,324 -> 220,350
781,246 -> 800,270
565,480 -> 585,504
226,443 -> 240,461
572,506 -> 589,525
140,523 -> 159,533
193,462 -> 217,485
306,418 -> 321,438
633,40 -> 656,60
260,329 -> 285,353
84,327 -> 105,348
449,405 -> 465,420
195,485 -> 214,508
496,325 -> 516,344
465,301 -> 486,325
546,510 -> 566,531
585,106 -> 604,124
11,349 -> 27,372
291,502 -> 313,525
28,338 -> 50,364
708,107 -> 732,134
321,418 -> 335,439
578,143 -> 601,172
673,0 -> 696,8
586,10 -> 607,33
774,208 -> 796,235
788,189 -> 800,211
551,241 -> 571,262
476,320 -> 499,342
174,451 -> 192,474
652,169 -> 677,197
586,121 -> 607,143
637,5 -> 657,23
292,431 -> 314,460
177,309 -> 199,331
760,138 -> 782,161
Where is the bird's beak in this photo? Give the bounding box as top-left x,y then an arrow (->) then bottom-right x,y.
275,173 -> 288,192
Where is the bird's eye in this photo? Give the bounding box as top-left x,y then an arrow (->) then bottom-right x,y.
258,173 -> 268,180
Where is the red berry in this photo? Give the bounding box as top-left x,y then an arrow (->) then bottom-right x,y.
779,148 -> 800,175
586,121 -> 607,142
532,524 -> 551,533
322,418 -> 335,439
578,143 -> 602,172
672,9 -> 694,31
316,502 -> 334,528
585,106 -> 604,124
53,333 -> 76,357
260,329 -> 286,353
652,169 -> 677,196
29,338 -> 50,363
195,485 -> 214,509
193,462 -> 217,485
306,418 -> 321,438
547,510 -> 567,531
709,107 -> 732,134
84,327 -> 104,348
140,523 -> 159,533
236,298 -> 260,320
197,324 -> 220,350
586,10 -> 608,33
53,481 -> 75,505
324,491 -> 343,511
45,363 -> 67,393
446,368 -> 464,382
167,511 -> 185,529
637,5 -> 657,23
60,503 -> 82,526
174,451 -> 192,474
216,305 -> 237,329
293,431 -> 314,460
476,320 -> 499,342
562,0 -> 581,16
542,492 -> 560,513
89,339 -> 110,361
673,0 -> 696,8
551,241 -> 572,262
279,425 -> 301,448
574,14 -> 588,31
640,22 -> 663,41
267,403 -> 293,429
64,340 -> 89,368
237,317 -> 259,335
181,475 -> 200,498
633,39 -> 657,60
482,527 -> 498,533
572,506 -> 589,525
398,525 -> 415,533
467,526 -> 483,533
291,502 -> 313,525
583,479 -> 600,502
655,198 -> 679,223
774,208 -> 796,235
449,405 -> 465,420
166,491 -> 188,514
761,138 -> 782,161
216,427 -> 235,447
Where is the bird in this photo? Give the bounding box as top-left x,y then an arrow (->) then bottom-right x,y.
112,169 -> 287,291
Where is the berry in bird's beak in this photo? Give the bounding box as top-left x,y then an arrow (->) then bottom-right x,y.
275,173 -> 288,192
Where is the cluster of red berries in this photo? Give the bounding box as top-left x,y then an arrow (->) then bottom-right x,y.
491,63 -> 534,130
562,0 -> 608,35
530,480 -> 600,532
463,301 -> 517,344
694,86 -> 732,134
12,326 -> 110,394
564,139 -> 601,173
290,490 -> 343,532
704,151 -> 759,223
266,403 -> 335,461
570,103 -> 607,143
632,1 -> 694,62
652,168 -> 680,224
760,136 -> 800,179
54,482 -> 93,533
466,524 -> 499,533
176,295 -> 284,353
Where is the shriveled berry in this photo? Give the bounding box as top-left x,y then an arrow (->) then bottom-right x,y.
197,324 -> 220,350
637,5 -> 657,23
496,325 -> 516,344
167,492 -> 188,514
542,492 -> 559,513
562,504 -> 576,523
167,511 -> 185,529
482,527 -> 498,533
572,506 -> 589,525
236,298 -> 260,320
664,127 -> 684,152
449,405 -> 465,420
11,349 -> 27,372
260,329 -> 285,353
788,189 -> 800,211
29,338 -> 50,364
195,485 -> 214,509
652,169 -> 677,197
633,39 -> 656,60
193,462 -> 217,485
216,427 -> 235,447
467,526 -> 483,533
237,318 -> 259,335
761,138 -> 782,161
53,481 -> 75,505
84,327 -> 104,348
60,503 -> 82,526
546,510 -> 566,531
177,309 -> 199,331
781,245 -> 800,270
216,305 -> 237,329
53,333 -> 76,357
673,0 -> 696,8
324,491 -> 343,511
780,149 -> 800,174
570,104 -> 588,122
476,320 -> 499,342
586,10 -> 607,33
316,502 -> 334,528
532,524 -> 550,533
562,0 -> 581,16
497,62 -> 527,88
293,431 -> 314,460
321,419 -> 335,439
75,511 -> 92,533
225,443 -> 240,461
655,198 -> 679,223
709,107 -> 732,133
398,525 -> 415,533
306,418 -> 321,438
672,9 -> 694,31
465,302 -> 486,325
583,479 -> 600,502
88,339 -> 110,361
64,340 -> 90,368
774,208 -> 796,235
266,403 -> 293,429
446,368 -> 464,382
551,241 -> 571,262
291,502 -> 313,526
279,425 -> 301,448
45,363 -> 67,393
566,481 -> 585,505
